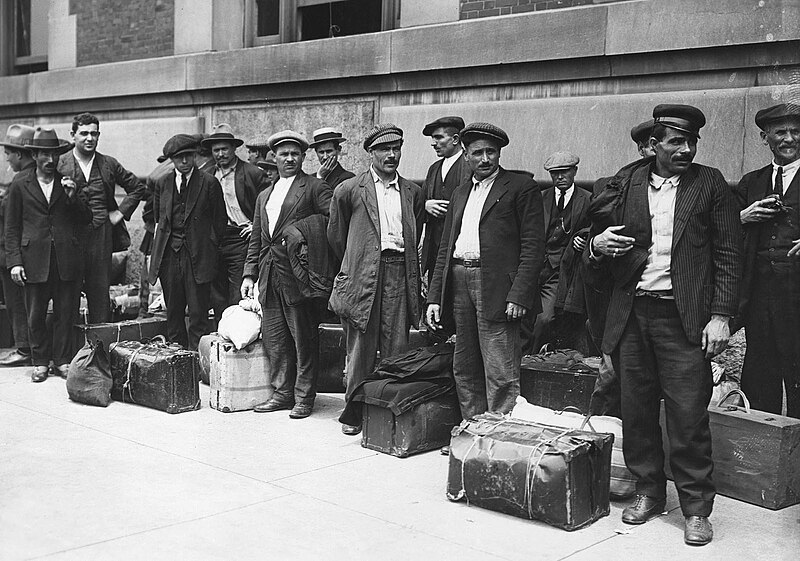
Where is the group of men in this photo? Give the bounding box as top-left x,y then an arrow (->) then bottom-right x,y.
2,100 -> 799,547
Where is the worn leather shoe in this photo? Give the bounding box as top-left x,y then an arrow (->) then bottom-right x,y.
0,350 -> 31,367
621,494 -> 666,525
254,399 -> 294,413
440,445 -> 450,456
31,366 -> 49,383
289,403 -> 313,419
53,364 -> 69,379
684,516 -> 713,546
341,423 -> 362,436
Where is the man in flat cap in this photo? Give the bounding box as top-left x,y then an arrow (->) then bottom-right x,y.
734,102 -> 800,419
0,125 -> 36,367
57,112 -> 146,324
420,116 -> 472,287
148,134 -> 226,350
328,124 -> 425,435
585,104 -> 740,545
310,127 -> 355,188
245,134 -> 271,165
523,151 -> 590,354
242,130 -> 332,419
426,122 -> 545,421
203,124 -> 270,326
5,128 -> 92,382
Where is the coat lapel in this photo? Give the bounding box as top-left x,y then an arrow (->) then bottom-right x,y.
543,187 -> 554,230
672,167 -> 703,248
184,170 -> 202,218
260,183 -> 275,240
400,177 -> 415,245
160,172 -> 176,226
23,173 -> 50,209
273,173 -> 306,236
624,164 -> 652,245
49,172 -> 65,208
480,169 -> 510,222
360,173 -> 381,235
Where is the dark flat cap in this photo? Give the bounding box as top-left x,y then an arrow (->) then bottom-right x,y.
630,119 -> 655,144
460,122 -> 509,148
268,130 -> 309,152
256,151 -> 278,170
652,104 -> 706,139
363,124 -> 404,151
162,134 -> 198,160
544,151 -> 580,171
755,103 -> 800,130
422,116 -> 465,137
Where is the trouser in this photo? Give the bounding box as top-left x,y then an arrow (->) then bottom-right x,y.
24,252 -> 81,366
527,266 -> 559,354
741,261 -> 800,418
261,272 -> 318,405
159,246 -> 211,351
212,226 -> 248,325
451,264 -> 521,419
343,256 -> 409,403
82,219 -> 113,324
1,263 -> 30,353
617,296 -> 714,517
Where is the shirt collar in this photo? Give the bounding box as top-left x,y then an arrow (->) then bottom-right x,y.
73,148 -> 95,166
216,158 -> 238,176
176,168 -> 194,183
649,172 -> 680,190
773,157 -> 800,174
370,165 -> 399,190
472,167 -> 500,189
443,150 -> 463,165
556,184 -> 575,196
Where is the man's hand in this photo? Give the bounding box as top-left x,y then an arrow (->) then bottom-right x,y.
591,225 -> 636,259
572,234 -> 587,252
316,154 -> 338,179
239,224 -> 254,239
425,199 -> 449,218
505,302 -> 527,321
740,197 -> 780,224
240,276 -> 255,300
701,314 -> 730,359
108,209 -> 124,226
426,304 -> 441,331
61,177 -> 77,199
10,266 -> 26,286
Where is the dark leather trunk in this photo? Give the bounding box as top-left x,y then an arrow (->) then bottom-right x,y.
73,316 -> 168,358
519,354 -> 598,414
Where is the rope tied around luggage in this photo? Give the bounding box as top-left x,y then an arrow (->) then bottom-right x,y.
523,427 -> 573,519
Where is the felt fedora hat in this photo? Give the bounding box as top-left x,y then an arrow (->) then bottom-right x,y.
26,127 -> 72,154
201,123 -> 244,148
0,124 -> 36,149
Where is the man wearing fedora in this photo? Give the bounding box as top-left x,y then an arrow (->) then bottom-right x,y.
585,105 -> 740,545
148,134 -> 226,350
0,124 -> 36,367
5,128 -> 92,382
58,112 -> 146,324
420,116 -> 471,288
735,103 -> 800,419
426,122 -> 545,422
203,124 -> 270,325
256,152 -> 279,187
242,130 -> 332,419
310,127 -> 355,188
328,124 -> 425,435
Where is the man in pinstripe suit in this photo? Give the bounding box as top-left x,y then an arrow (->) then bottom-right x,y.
585,105 -> 740,546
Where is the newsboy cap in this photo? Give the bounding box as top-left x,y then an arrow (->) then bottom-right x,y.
309,127 -> 347,148
630,119 -> 655,144
363,124 -> 404,151
162,134 -> 198,160
754,103 -> 800,130
0,124 -> 36,149
460,122 -> 509,148
652,104 -> 706,139
543,151 -> 580,171
268,130 -> 309,152
245,133 -> 271,151
422,116 -> 465,137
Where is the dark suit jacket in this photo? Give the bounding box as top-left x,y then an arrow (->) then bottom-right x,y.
328,170 -> 425,331
243,171 -> 332,306
542,185 -> 591,270
428,167 -> 546,323
224,157 -> 270,222
0,160 -> 36,268
585,161 -> 741,353
421,154 -> 471,275
148,169 -> 226,285
322,162 -> 356,189
5,168 -> 93,282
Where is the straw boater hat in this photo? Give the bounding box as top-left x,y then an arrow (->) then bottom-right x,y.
27,127 -> 73,154
308,127 -> 347,149
0,124 -> 36,149
200,123 -> 244,148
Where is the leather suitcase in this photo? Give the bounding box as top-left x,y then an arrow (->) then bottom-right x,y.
208,338 -> 272,413
74,316 -> 168,358
661,390 -> 800,510
447,413 -> 613,531
361,391 -> 462,457
109,340 -> 200,414
519,353 -> 598,414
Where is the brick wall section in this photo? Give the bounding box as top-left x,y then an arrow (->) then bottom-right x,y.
460,0 -> 628,19
71,0 -> 174,67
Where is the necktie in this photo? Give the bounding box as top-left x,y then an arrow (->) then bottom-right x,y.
557,189 -> 565,213
774,166 -> 784,196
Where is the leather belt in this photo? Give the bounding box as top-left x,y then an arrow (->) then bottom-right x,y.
635,289 -> 674,300
381,250 -> 405,263
453,258 -> 481,268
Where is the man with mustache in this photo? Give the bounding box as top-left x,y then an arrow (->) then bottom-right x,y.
735,103 -> 800,419
426,122 -> 545,423
328,124 -> 424,435
585,105 -> 740,545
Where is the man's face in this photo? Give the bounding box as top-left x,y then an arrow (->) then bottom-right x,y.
430,127 -> 460,159
275,142 -> 305,178
211,141 -> 236,168
650,128 -> 697,177
315,141 -> 341,166
264,167 -> 279,183
637,141 -> 655,158
549,167 -> 577,191
71,123 -> 100,156
761,118 -> 800,166
465,139 -> 500,181
246,148 -> 260,164
4,147 -> 22,172
33,149 -> 59,175
171,152 -> 196,175
370,141 -> 402,176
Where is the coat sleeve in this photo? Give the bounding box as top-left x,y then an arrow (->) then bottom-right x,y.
209,176 -> 227,243
506,178 -> 545,308
110,156 -> 146,220
4,180 -> 23,270
413,184 -> 425,247
327,182 -> 352,262
709,169 -> 742,317
427,198 -> 455,305
243,191 -> 263,280
312,178 -> 333,218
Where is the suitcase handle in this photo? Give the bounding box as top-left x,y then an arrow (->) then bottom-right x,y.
716,389 -> 751,413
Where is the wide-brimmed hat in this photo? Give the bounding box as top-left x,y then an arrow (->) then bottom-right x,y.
27,127 -> 73,154
309,127 -> 347,148
268,130 -> 309,152
0,124 -> 36,149
200,123 -> 244,148
162,134 -> 199,160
